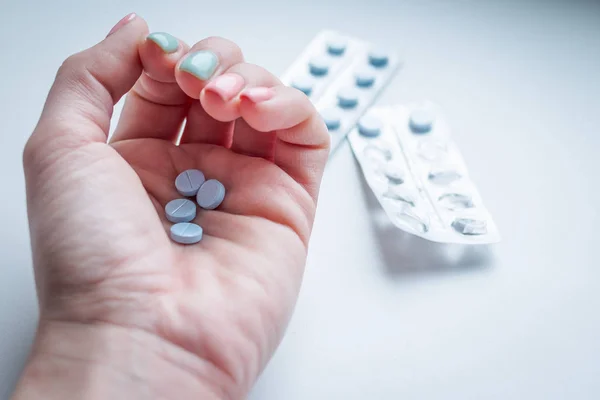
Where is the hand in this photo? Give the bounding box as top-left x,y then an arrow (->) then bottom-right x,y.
14,14 -> 328,400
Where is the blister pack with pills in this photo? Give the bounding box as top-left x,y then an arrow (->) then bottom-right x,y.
280,30 -> 402,157
348,102 -> 500,244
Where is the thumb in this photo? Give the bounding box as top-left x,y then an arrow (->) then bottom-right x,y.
21,15 -> 163,311
25,13 -> 148,161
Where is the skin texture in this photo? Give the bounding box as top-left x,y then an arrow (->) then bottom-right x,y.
13,14 -> 329,400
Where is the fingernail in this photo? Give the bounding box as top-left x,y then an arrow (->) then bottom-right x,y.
107,13 -> 136,37
147,32 -> 179,54
240,87 -> 275,103
179,51 -> 219,80
204,73 -> 246,102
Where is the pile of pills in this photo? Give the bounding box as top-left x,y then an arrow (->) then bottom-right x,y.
164,169 -> 226,245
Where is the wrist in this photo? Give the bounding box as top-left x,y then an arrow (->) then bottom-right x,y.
12,320 -> 238,400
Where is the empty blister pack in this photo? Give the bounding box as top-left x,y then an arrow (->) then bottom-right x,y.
348,102 -> 500,244
280,30 -> 402,156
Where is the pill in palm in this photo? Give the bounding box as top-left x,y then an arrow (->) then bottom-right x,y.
197,179 -> 226,210
165,199 -> 196,223
175,169 -> 205,197
170,222 -> 203,244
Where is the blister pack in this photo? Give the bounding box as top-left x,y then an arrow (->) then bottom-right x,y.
348,102 -> 500,244
280,30 -> 402,156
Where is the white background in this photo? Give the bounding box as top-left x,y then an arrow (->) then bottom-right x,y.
1,0 -> 599,398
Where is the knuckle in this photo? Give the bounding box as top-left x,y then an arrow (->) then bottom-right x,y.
22,133 -> 48,173
57,52 -> 86,80
201,36 -> 244,59
22,137 -> 37,168
228,63 -> 280,85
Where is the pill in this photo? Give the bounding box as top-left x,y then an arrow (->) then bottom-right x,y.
358,115 -> 382,137
326,37 -> 347,55
175,169 -> 205,197
308,55 -> 331,76
368,49 -> 389,68
170,222 -> 204,244
197,179 -> 226,210
409,109 -> 436,134
355,67 -> 376,88
337,87 -> 360,108
165,199 -> 197,223
451,218 -> 487,235
291,75 -> 315,96
320,108 -> 341,131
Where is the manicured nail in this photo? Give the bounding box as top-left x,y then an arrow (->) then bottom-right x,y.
147,32 -> 179,54
240,87 -> 275,103
204,73 -> 246,102
107,13 -> 136,37
179,51 -> 218,80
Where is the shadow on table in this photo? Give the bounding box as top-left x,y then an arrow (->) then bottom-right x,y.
358,177 -> 495,278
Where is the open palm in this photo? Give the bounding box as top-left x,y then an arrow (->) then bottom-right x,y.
22,16 -> 328,398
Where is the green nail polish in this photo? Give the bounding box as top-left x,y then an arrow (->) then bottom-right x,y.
147,32 -> 179,53
179,51 -> 218,80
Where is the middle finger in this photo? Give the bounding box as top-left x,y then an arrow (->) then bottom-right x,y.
175,36 -> 244,146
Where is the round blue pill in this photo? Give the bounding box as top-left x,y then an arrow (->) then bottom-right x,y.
326,37 -> 347,56
355,66 -> 376,88
320,108 -> 341,131
165,199 -> 196,223
175,169 -> 205,197
170,223 -> 203,244
337,87 -> 360,109
308,55 -> 331,76
291,75 -> 315,96
197,179 -> 226,210
368,49 -> 389,68
409,109 -> 436,134
358,115 -> 382,137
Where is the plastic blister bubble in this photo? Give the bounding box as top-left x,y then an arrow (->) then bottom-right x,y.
386,201 -> 429,233
381,163 -> 405,185
438,193 -> 474,210
417,140 -> 448,161
428,169 -> 462,185
451,218 -> 488,235
383,185 -> 416,207
363,143 -> 393,168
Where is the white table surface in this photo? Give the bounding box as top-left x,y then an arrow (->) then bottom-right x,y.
1,0 -> 599,398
